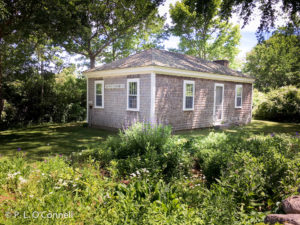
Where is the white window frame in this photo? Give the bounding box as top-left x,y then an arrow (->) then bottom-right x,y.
127,78 -> 140,111
183,80 -> 195,111
94,80 -> 104,108
235,84 -> 243,108
213,83 -> 224,120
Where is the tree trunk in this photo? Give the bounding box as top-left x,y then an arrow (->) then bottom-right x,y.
0,48 -> 4,120
90,55 -> 95,69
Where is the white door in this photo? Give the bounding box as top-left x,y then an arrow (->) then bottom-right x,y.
214,84 -> 224,122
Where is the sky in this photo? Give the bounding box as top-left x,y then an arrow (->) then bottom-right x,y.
158,0 -> 288,60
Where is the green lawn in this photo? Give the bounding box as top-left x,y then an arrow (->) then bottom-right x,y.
0,122 -> 115,161
0,120 -> 299,160
176,119 -> 300,137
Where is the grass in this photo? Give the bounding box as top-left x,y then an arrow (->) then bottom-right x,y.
0,122 -> 115,161
0,120 -> 299,160
176,119 -> 300,138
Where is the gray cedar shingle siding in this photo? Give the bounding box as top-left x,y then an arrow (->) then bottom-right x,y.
155,74 -> 252,130
85,49 -> 250,78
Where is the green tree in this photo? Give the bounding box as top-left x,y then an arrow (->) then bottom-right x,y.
58,0 -> 163,69
191,0 -> 300,40
243,31 -> 300,92
101,11 -> 168,64
169,0 -> 241,65
0,0 -> 86,119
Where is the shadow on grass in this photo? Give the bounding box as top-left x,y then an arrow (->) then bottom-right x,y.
175,120 -> 300,138
0,122 -> 116,161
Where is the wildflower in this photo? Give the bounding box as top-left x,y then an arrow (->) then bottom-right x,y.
29,195 -> 34,198
270,133 -> 275,137
141,168 -> 149,173
130,173 -> 136,177
296,132 -> 299,137
19,177 -> 27,184
42,173 -> 45,176
47,143 -> 50,146
17,147 -> 21,151
44,160 -> 47,163
54,186 -> 61,190
136,171 -> 140,176
59,154 -> 62,157
7,171 -> 21,179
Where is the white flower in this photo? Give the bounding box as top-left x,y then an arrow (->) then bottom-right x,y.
29,195 -> 34,198
130,173 -> 136,177
141,168 -> 149,173
136,171 -> 140,176
54,186 -> 61,190
19,177 -> 27,184
7,171 -> 21,179
42,173 -> 45,176
59,179 -> 63,183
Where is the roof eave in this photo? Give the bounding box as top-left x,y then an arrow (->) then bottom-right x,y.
83,66 -> 255,83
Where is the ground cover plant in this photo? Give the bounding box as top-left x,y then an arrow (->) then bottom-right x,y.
0,121 -> 299,224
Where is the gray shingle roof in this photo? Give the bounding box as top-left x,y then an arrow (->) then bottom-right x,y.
85,49 -> 250,78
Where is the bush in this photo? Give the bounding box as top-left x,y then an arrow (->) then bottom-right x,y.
253,86 -> 300,122
192,132 -> 300,211
75,123 -> 192,181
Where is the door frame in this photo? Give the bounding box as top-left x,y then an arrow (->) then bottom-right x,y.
213,83 -> 224,123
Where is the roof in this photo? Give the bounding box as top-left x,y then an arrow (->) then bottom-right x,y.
85,49 -> 250,78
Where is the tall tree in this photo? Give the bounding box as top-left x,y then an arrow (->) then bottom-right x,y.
59,0 -> 164,69
243,29 -> 300,91
169,0 -> 241,65
192,0 -> 300,40
0,0 -> 85,119
101,10 -> 168,64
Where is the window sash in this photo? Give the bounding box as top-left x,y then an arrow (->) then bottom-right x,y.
235,85 -> 242,108
95,81 -> 104,108
127,79 -> 139,110
183,81 -> 195,110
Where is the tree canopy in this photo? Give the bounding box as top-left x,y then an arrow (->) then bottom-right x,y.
170,0 -> 241,66
243,29 -> 300,91
192,0 -> 300,40
56,0 -> 164,69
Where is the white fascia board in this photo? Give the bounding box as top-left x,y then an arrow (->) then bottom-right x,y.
83,66 -> 255,84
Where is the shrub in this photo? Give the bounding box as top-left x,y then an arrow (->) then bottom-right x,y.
193,132 -> 300,210
75,123 -> 192,181
253,86 -> 300,122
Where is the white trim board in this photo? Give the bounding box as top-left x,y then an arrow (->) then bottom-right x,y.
150,72 -> 156,124
84,66 -> 255,84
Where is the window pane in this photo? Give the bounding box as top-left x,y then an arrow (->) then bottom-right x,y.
236,97 -> 242,107
129,96 -> 137,109
96,95 -> 102,107
237,86 -> 242,97
185,96 -> 193,109
216,86 -> 223,105
96,83 -> 102,95
129,82 -> 137,95
186,84 -> 193,96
